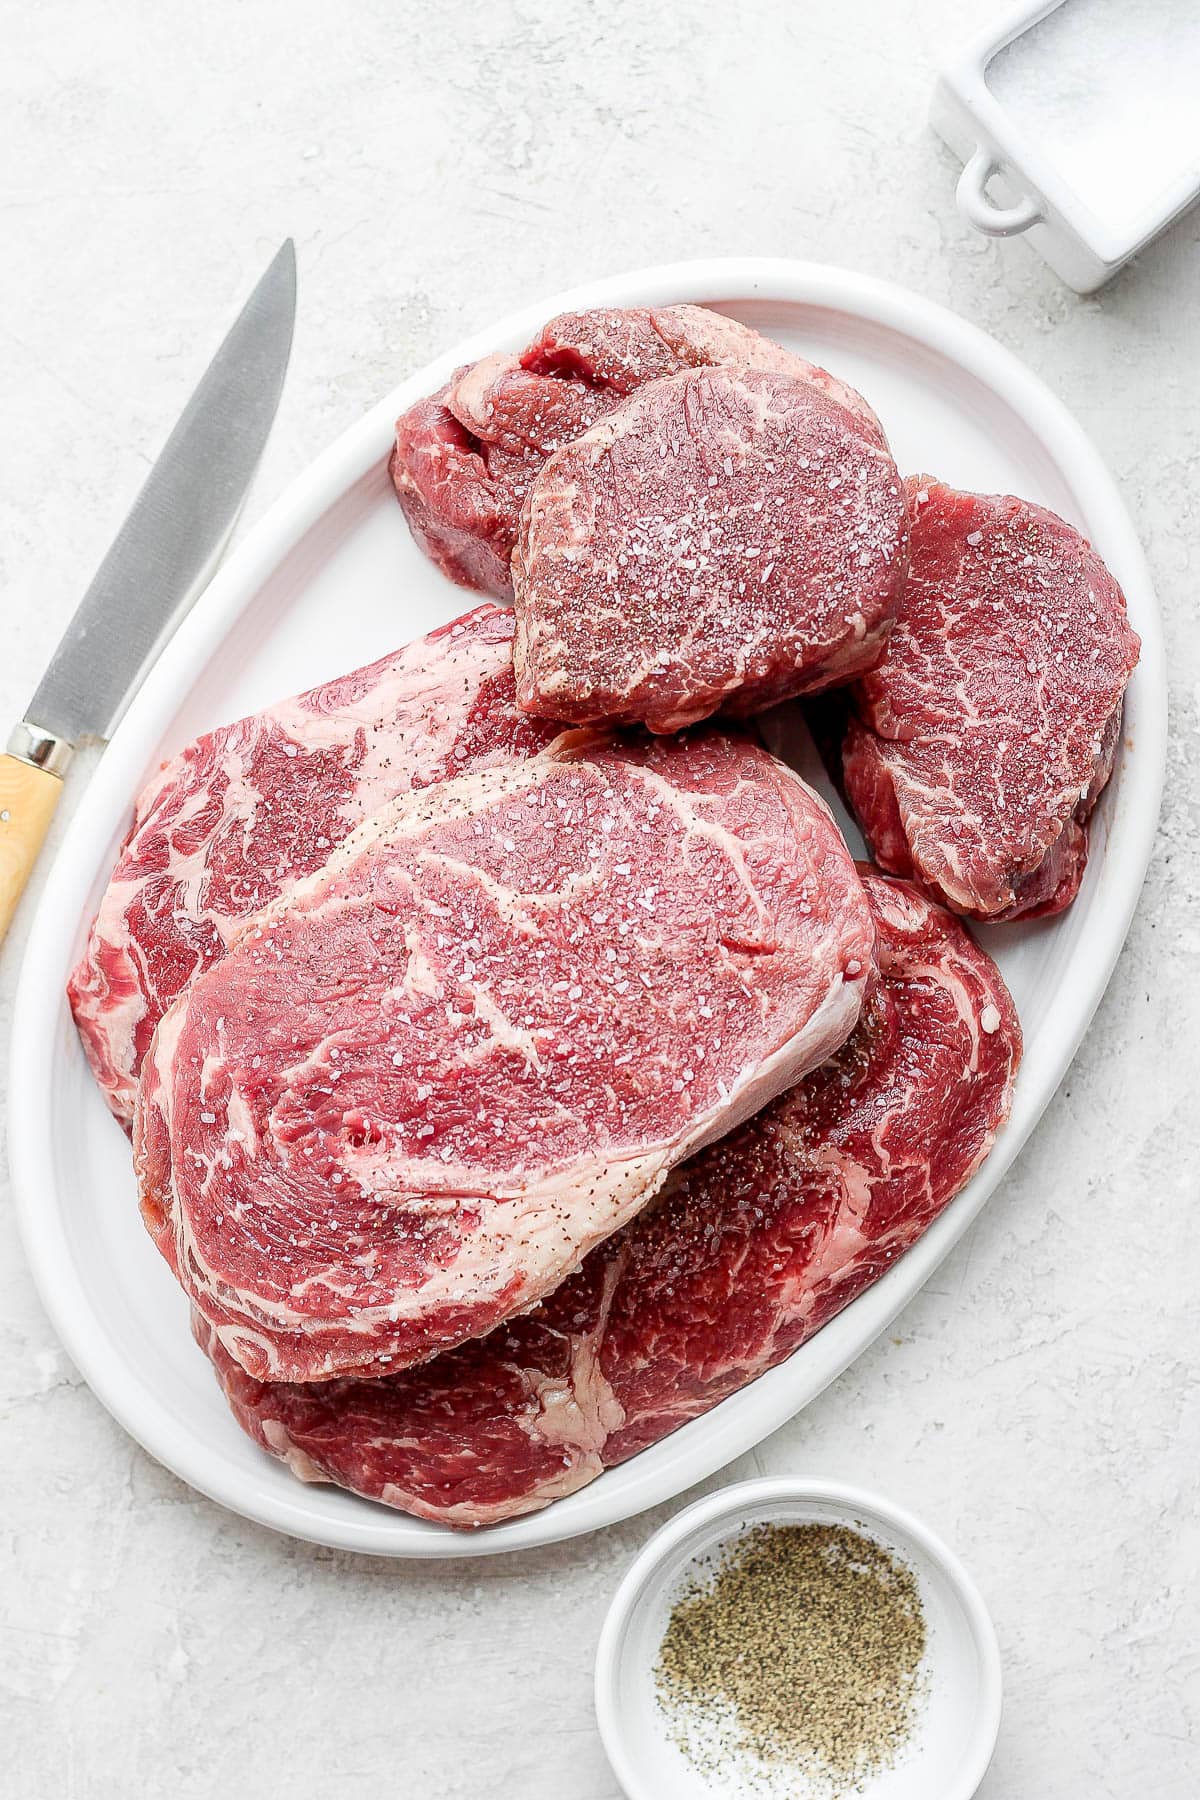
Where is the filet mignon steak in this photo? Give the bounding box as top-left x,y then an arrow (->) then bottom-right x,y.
390,303 -> 885,597
68,605 -> 555,1123
512,365 -> 908,732
841,478 -> 1140,920
136,732 -> 874,1383
195,871 -> 1020,1527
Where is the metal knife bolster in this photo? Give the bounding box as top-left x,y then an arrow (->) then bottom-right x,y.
7,722 -> 73,778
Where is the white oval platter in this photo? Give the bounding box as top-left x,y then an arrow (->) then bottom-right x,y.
8,259 -> 1166,1557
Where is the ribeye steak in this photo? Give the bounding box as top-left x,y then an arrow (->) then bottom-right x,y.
196,871 -> 1020,1527
841,477 -> 1140,920
136,731 -> 874,1383
69,605 -> 555,1123
390,303 -> 885,598
512,365 -> 908,732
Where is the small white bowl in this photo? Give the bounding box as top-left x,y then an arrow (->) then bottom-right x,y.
931,0 -> 1200,292
595,1478 -> 1002,1800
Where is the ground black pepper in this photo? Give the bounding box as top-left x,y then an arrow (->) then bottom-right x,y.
655,1521 -> 927,1795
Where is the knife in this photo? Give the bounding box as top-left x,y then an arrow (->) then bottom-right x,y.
0,239 -> 297,946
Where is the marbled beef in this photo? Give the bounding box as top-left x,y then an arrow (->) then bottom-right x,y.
390,303 -> 885,597
196,872 -> 1019,1527
512,365 -> 907,731
69,606 -> 554,1123
136,732 -> 874,1383
841,478 -> 1140,920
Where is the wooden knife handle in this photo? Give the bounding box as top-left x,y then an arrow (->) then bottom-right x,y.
0,752 -> 63,946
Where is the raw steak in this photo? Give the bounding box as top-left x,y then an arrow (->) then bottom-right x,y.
69,605 -> 556,1123
841,478 -> 1141,920
136,732 -> 874,1383
390,303 -> 885,597
196,871 -> 1020,1528
512,365 -> 908,733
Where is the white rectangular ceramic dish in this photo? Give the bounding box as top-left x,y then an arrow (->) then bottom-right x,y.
933,0 -> 1200,292
8,258 -> 1166,1557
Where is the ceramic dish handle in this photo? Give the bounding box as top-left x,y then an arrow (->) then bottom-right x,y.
957,148 -> 1042,237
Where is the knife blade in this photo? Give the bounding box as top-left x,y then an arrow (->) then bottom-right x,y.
0,240 -> 297,946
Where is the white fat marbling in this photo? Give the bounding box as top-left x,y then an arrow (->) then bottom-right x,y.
1,2 -> 1197,1796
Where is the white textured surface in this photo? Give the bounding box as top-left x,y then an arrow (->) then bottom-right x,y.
1,4 -> 1196,1796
